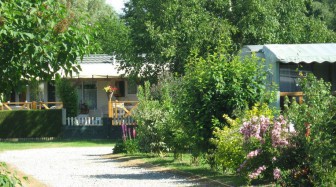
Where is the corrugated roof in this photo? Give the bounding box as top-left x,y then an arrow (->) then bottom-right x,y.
60,54 -> 125,78
78,54 -> 114,64
263,43 -> 336,63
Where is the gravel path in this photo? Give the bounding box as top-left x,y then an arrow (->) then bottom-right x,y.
0,147 -> 200,187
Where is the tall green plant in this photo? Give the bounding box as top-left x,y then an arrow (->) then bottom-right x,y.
282,73 -> 336,186
56,79 -> 78,117
133,74 -> 187,157
176,48 -> 275,157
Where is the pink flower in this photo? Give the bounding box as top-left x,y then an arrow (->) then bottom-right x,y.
271,115 -> 290,147
273,168 -> 281,180
249,165 -> 267,179
247,149 -> 262,159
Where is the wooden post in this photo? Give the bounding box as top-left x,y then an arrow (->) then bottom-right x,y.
108,101 -> 112,118
32,101 -> 37,110
299,96 -> 303,104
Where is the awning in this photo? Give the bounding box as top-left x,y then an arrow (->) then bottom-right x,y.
263,43 -> 336,64
59,54 -> 126,78
75,63 -> 125,78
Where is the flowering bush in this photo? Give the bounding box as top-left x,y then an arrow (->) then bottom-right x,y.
238,114 -> 294,184
280,74 -> 336,186
211,103 -> 276,175
235,74 -> 336,186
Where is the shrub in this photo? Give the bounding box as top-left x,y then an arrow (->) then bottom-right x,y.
280,73 -> 336,186
0,110 -> 62,138
133,74 -> 188,157
113,139 -> 139,154
231,74 -> 336,186
0,162 -> 26,187
211,103 -> 276,174
176,48 -> 275,157
56,78 -> 78,117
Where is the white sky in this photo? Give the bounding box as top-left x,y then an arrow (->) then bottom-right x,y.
105,0 -> 127,14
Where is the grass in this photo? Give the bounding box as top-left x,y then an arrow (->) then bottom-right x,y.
123,153 -> 248,186
0,139 -> 116,152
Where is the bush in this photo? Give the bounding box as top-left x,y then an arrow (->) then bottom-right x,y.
113,139 -> 139,154
0,162 -> 25,186
228,74 -> 336,186
211,103 -> 276,174
281,73 -> 336,186
176,48 -> 275,157
56,78 -> 78,117
0,110 -> 62,138
133,74 -> 187,157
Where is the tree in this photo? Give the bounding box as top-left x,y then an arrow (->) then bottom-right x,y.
121,0 -> 233,78
61,0 -> 130,54
0,0 -> 95,93
228,0 -> 336,45
308,0 -> 336,31
120,0 -> 336,79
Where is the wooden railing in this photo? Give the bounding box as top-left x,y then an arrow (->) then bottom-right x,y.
108,101 -> 138,125
0,101 -> 63,111
280,92 -> 304,104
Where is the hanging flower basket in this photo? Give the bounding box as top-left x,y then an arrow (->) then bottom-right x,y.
104,85 -> 118,101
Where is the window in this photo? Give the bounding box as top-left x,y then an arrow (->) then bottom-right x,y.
279,64 -> 312,92
127,81 -> 137,94
114,80 -> 125,97
77,81 -> 97,110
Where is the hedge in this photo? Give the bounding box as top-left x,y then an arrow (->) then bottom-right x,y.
0,110 -> 62,138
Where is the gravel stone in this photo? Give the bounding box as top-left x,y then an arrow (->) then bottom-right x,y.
0,147 -> 199,187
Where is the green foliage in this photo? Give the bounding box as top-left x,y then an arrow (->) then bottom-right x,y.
176,49 -> 275,155
113,139 -> 139,154
133,74 -> 187,157
211,116 -> 245,173
61,0 -> 129,54
56,79 -> 78,117
211,103 -> 277,175
308,0 -> 336,31
133,81 -> 166,154
120,0 -> 335,80
0,162 -> 25,187
282,73 -> 336,186
229,0 -> 336,45
0,110 -> 62,138
0,0 -> 95,93
121,0 -> 233,77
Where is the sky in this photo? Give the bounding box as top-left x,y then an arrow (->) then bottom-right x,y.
105,0 -> 127,14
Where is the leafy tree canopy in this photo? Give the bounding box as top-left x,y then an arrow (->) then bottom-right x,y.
120,0 -> 336,79
0,0 -> 95,93
121,0 -> 233,78
62,0 -> 130,54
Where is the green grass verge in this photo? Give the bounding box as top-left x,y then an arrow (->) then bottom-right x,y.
124,153 -> 248,186
0,139 -> 116,152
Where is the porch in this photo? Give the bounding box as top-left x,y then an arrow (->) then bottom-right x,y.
108,100 -> 138,125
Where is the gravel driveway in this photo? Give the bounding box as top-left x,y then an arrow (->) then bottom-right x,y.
0,147 -> 200,187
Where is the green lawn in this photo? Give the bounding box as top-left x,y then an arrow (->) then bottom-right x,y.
0,139 -> 116,152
